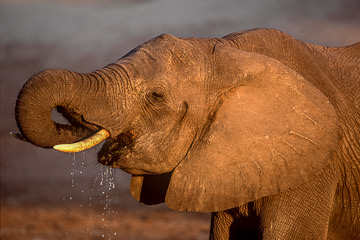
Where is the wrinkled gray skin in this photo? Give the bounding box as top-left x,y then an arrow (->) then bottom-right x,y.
15,29 -> 360,239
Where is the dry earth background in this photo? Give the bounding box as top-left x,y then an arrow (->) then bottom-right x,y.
0,0 -> 359,239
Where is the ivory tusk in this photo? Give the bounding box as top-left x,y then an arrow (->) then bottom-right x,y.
53,129 -> 110,153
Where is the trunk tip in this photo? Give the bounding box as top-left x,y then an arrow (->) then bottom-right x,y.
10,132 -> 28,142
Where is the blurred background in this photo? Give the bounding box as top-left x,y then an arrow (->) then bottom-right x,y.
1,0 -> 359,239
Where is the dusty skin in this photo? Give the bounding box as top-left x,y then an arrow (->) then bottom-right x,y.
1,0 -> 360,240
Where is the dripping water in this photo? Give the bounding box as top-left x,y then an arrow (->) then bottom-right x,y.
62,151 -> 118,239
62,153 -> 78,239
92,164 -> 118,239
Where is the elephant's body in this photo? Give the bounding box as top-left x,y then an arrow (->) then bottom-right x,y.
14,29 -> 359,239
209,29 -> 360,239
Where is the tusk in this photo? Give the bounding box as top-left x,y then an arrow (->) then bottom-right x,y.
53,129 -> 110,153
10,132 -> 29,142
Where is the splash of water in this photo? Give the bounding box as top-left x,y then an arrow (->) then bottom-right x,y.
63,152 -> 118,239
96,165 -> 117,239
89,162 -> 118,239
62,153 -> 78,240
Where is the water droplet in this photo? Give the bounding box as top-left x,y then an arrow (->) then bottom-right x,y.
89,165 -> 119,239
69,197 -> 72,200
114,232 -> 117,236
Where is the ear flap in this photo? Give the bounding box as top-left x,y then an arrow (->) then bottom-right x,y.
165,45 -> 339,212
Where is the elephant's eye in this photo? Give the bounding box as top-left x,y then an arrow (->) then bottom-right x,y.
148,90 -> 165,103
151,91 -> 163,100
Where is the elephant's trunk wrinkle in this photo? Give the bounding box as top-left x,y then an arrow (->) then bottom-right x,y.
97,68 -> 119,96
15,69 -> 114,147
105,64 -> 133,108
55,106 -> 99,132
107,63 -> 133,91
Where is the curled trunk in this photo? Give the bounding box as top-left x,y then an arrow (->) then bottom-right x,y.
15,69 -> 115,148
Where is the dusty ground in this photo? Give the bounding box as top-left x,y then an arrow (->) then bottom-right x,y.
1,205 -> 209,240
1,0 -> 359,239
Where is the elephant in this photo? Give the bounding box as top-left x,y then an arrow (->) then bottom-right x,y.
13,28 -> 359,239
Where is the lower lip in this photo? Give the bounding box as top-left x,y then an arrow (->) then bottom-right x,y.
122,168 -> 149,175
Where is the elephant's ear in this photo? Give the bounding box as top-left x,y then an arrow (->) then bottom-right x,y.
165,44 -> 339,212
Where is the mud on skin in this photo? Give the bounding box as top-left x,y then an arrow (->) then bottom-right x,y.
98,130 -> 137,166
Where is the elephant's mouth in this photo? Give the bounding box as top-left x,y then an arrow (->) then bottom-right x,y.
97,130 -> 137,167
51,126 -> 139,169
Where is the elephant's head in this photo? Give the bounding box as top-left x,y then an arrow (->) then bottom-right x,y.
14,33 -> 339,212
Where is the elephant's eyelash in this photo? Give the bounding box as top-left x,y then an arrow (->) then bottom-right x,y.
150,91 -> 165,101
146,89 -> 167,105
